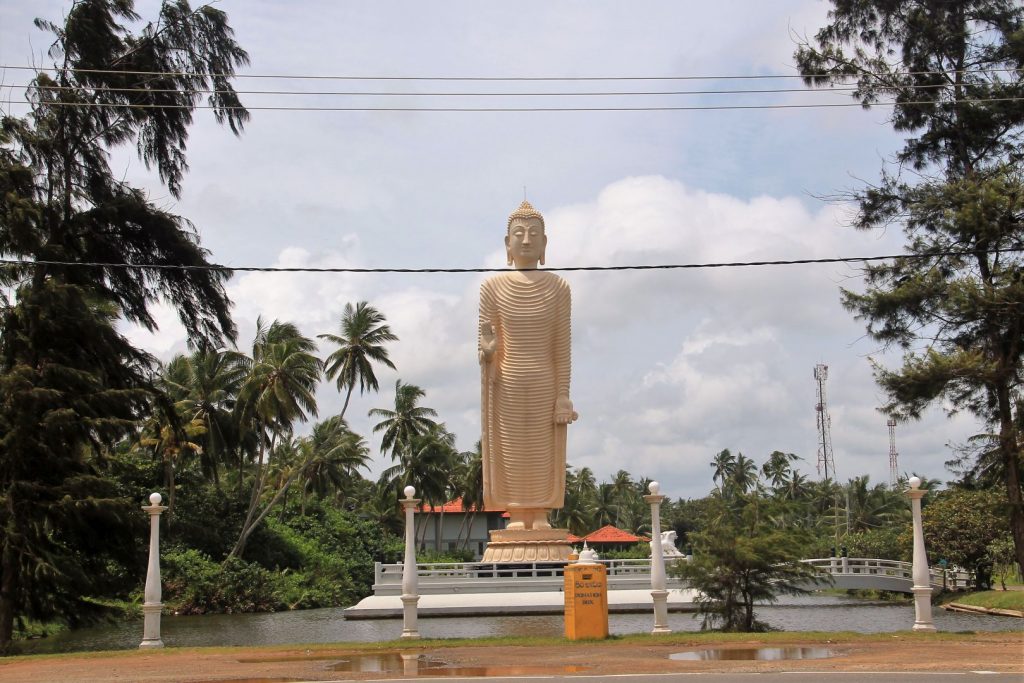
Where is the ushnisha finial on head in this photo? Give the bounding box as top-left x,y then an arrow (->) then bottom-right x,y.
507,200 -> 545,231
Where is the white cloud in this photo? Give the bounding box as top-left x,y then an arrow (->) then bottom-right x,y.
5,1 -> 976,499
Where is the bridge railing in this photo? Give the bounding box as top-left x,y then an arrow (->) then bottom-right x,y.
801,557 -> 972,590
372,557 -> 687,595
373,556 -> 973,596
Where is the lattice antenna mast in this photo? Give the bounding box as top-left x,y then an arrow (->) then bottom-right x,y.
814,364 -> 837,480
887,418 -> 899,487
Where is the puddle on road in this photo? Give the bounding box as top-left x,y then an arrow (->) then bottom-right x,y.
328,652 -> 590,676
670,647 -> 838,662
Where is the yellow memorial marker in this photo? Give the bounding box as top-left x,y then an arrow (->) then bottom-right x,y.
563,545 -> 608,640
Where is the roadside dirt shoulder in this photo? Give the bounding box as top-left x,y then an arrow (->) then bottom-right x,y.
0,632 -> 1020,682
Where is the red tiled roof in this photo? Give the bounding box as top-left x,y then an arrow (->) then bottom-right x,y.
566,533 -> 584,543
418,497 -> 507,514
582,525 -> 649,544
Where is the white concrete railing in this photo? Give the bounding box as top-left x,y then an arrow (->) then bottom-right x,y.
801,557 -> 973,591
372,556 -> 974,597
372,557 -> 688,596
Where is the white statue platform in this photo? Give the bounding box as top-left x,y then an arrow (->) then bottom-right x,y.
343,557 -> 695,619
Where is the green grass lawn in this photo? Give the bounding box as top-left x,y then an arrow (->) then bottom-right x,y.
945,590 -> 1024,611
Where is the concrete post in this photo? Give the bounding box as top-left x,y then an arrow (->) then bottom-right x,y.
400,485 -> 421,639
643,481 -> 671,634
139,492 -> 167,649
907,476 -> 936,632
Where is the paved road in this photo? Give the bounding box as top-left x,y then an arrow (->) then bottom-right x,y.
365,675 -> 1019,683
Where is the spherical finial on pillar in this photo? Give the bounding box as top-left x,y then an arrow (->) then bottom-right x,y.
149,492 -> 162,506
403,485 -> 416,500
908,476 -> 922,490
648,481 -> 660,496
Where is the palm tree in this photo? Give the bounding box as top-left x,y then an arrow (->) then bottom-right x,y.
229,320 -> 322,559
780,470 -> 811,502
453,444 -> 484,550
762,451 -> 800,491
711,449 -> 737,489
379,424 -> 456,549
370,380 -> 438,461
609,469 -> 636,526
844,475 -> 908,533
319,302 -> 398,419
591,483 -> 619,528
730,453 -> 759,494
299,416 -> 370,512
176,347 -> 248,489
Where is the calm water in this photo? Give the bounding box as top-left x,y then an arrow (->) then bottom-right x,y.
15,594 -> 1021,655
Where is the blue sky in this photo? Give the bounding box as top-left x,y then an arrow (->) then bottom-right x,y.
0,1 -> 973,500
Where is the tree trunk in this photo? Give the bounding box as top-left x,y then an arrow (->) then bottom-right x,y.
0,535 -> 17,653
998,394 -> 1024,578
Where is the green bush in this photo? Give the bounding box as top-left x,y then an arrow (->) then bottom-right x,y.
599,544 -> 651,560
162,548 -> 282,614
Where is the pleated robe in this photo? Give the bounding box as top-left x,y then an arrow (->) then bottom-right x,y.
479,271 -> 571,511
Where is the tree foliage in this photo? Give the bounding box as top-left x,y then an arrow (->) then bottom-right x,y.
0,0 -> 248,651
674,494 -> 824,632
922,487 -> 1012,588
796,0 -> 1024,576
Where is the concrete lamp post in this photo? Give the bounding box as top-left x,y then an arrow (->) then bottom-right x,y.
906,476 -> 936,632
400,485 -> 421,640
643,481 -> 671,634
140,492 -> 168,649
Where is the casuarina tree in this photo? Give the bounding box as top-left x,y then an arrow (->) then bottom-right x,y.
0,0 -> 248,650
795,0 -> 1024,576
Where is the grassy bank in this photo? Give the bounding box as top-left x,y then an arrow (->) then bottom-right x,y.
944,590 -> 1024,611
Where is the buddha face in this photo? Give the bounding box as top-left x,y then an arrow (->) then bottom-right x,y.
506,216 -> 547,268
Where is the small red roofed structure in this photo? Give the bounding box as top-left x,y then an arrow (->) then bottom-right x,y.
580,525 -> 649,552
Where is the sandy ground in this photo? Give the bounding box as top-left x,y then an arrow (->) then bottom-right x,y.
0,633 -> 1021,682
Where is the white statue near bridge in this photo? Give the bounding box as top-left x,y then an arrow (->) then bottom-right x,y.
651,530 -> 684,557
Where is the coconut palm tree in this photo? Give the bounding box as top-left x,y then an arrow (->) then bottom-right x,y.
454,444 -> 484,550
176,347 -> 248,489
319,302 -> 398,419
370,380 -> 439,461
844,475 -> 909,533
762,451 -> 801,492
379,424 -> 456,549
730,453 -> 759,495
711,448 -> 737,489
299,416 -> 370,512
229,320 -> 322,559
591,483 -> 619,528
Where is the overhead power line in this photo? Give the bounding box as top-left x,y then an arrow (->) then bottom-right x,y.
1,63 -> 1021,81
1,249 -> 1020,275
3,97 -> 1021,113
5,82 -> 958,98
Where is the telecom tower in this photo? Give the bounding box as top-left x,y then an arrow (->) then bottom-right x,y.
887,418 -> 900,487
814,364 -> 837,480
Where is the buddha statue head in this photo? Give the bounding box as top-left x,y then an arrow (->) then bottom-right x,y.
505,200 -> 547,268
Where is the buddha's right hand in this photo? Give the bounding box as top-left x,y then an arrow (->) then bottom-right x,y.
479,321 -> 497,361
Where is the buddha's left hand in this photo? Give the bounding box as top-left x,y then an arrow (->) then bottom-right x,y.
554,397 -> 578,425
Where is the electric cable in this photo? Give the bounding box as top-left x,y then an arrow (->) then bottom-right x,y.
4,81 -> 963,98
1,249 -> 1020,275
1,63 -> 1021,81
2,97 -> 1021,112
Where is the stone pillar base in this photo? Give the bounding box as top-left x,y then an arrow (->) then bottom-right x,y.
482,529 -> 573,563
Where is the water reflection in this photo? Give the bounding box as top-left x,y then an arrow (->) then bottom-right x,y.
327,653 -> 590,677
670,647 -> 837,661
14,594 -> 1021,655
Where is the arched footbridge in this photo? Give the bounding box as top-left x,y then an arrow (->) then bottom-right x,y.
800,557 -> 971,593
